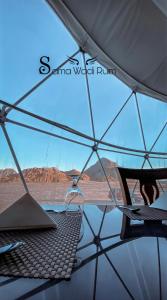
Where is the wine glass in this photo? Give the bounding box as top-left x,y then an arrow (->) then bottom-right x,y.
65,175 -> 84,216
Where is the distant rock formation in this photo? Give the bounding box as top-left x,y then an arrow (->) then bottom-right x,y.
0,169 -> 17,177
0,167 -> 69,183
0,158 -> 118,183
22,168 -> 69,183
0,169 -> 19,183
85,157 -> 118,181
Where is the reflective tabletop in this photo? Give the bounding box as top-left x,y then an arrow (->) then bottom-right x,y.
1,193 -> 167,300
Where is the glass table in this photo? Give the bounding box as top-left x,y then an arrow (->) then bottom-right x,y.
1,193 -> 167,300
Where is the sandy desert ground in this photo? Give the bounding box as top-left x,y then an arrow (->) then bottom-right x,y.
0,181 -> 166,213
0,181 -> 123,212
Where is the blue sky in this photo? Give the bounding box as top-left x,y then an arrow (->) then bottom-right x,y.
1,0 -> 167,171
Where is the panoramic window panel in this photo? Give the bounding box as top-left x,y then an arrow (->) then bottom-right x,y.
0,0 -> 77,102
146,159 -> 167,195
5,122 -> 93,204
0,127 -> 25,212
103,93 -> 145,151
97,150 -> 145,204
149,157 -> 167,169
137,94 -> 167,151
79,152 -> 115,204
8,108 -> 93,147
15,54 -> 93,138
150,126 -> 167,154
85,54 -> 132,140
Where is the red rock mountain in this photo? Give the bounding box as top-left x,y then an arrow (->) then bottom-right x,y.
0,158 -> 117,183
0,169 -> 19,183
22,168 -> 69,183
0,168 -> 89,183
0,168 -> 69,183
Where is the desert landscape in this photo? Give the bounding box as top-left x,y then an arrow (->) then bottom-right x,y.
0,158 -> 166,212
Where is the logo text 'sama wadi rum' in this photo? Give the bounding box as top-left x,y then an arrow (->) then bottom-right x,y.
39,55 -> 116,75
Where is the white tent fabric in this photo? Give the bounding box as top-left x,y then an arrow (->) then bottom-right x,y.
47,0 -> 167,102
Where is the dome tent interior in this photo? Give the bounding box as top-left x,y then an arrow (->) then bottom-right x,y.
0,0 -> 167,209
1,1 -> 167,299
